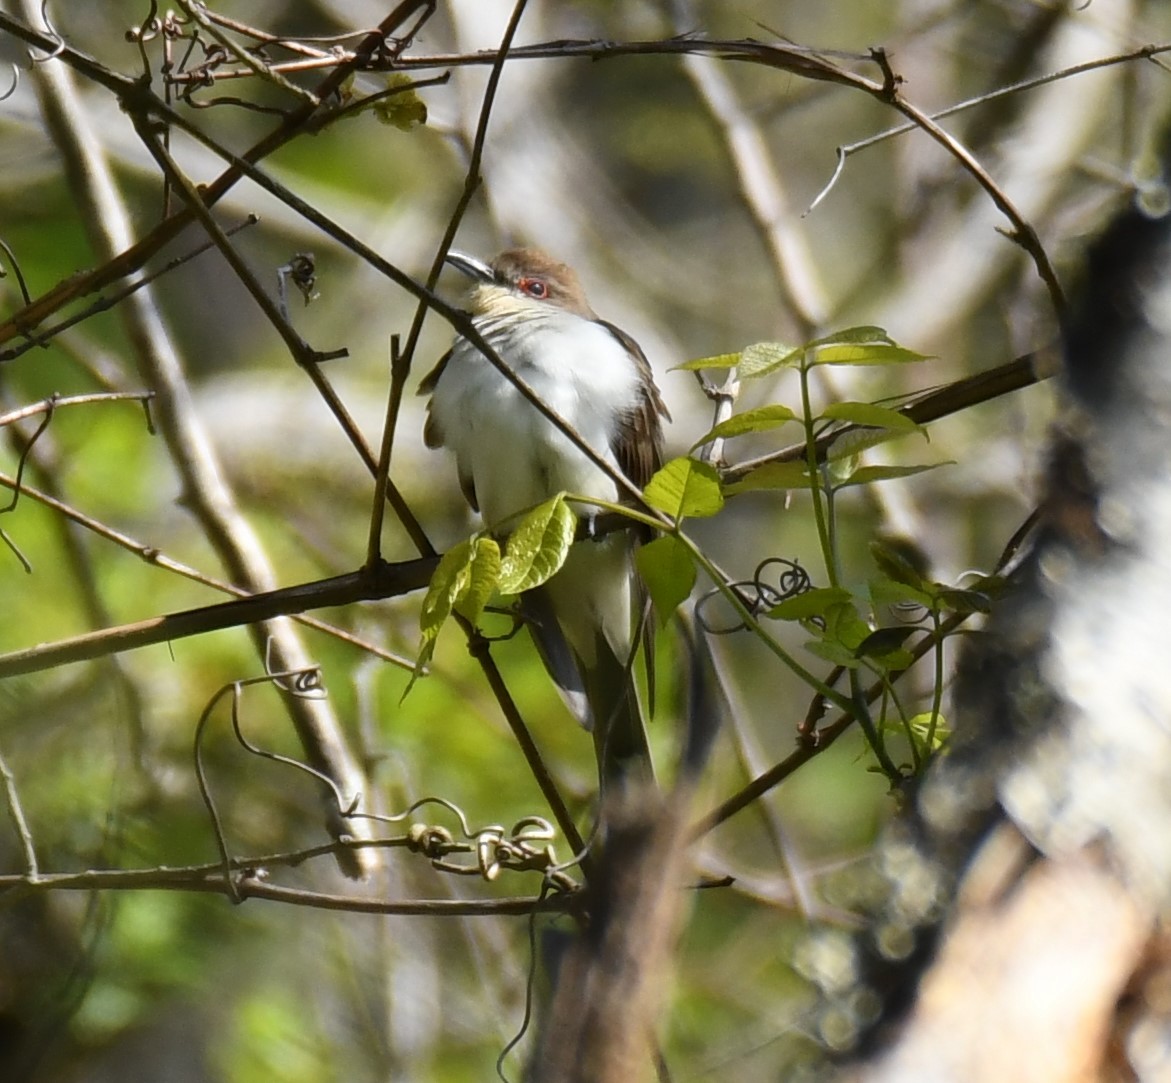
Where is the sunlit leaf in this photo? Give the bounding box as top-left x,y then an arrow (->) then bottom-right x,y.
636,535 -> 696,624
498,494 -> 575,593
811,342 -> 930,366
672,352 -> 742,371
820,401 -> 924,434
907,710 -> 950,750
644,457 -> 724,520
454,536 -> 501,623
722,460 -> 810,495
371,75 -> 428,130
690,404 -> 799,450
420,539 -> 474,640
739,341 -> 802,378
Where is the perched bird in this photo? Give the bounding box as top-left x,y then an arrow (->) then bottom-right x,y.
419,247 -> 670,785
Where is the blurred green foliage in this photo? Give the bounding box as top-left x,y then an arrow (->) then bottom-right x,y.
0,0 -> 1165,1080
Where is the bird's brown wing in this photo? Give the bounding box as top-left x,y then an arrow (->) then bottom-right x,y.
416,348 -> 451,399
596,320 -> 670,488
598,319 -> 671,715
419,349 -> 479,511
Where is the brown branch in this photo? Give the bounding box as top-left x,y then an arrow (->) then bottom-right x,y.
0,558 -> 436,680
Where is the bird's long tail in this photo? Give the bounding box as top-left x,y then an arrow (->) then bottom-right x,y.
583,630 -> 652,789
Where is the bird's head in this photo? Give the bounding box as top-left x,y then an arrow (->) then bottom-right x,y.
445,247 -> 596,322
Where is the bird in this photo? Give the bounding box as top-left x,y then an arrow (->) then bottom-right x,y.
419,247 -> 670,786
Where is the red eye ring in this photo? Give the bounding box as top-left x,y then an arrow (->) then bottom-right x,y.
519,277 -> 548,299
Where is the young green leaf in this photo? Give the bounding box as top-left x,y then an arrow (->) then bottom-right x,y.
806,325 -> 893,348
820,401 -> 924,434
371,74 -> 429,130
498,494 -> 576,594
738,341 -> 802,378
722,460 -> 811,495
767,585 -> 853,621
833,462 -> 950,489
644,457 -> 724,520
869,575 -> 934,609
454,537 -> 502,623
409,537 -> 483,698
811,342 -> 930,366
420,539 -> 475,641
907,710 -> 950,750
672,352 -> 742,372
690,404 -> 798,451
826,426 -> 921,463
635,535 -> 697,623
804,638 -> 861,668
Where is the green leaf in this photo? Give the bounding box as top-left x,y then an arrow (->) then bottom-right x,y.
804,638 -> 861,668
806,325 -> 893,348
811,342 -> 930,367
420,539 -> 475,641
722,460 -> 810,495
454,537 -> 501,623
672,352 -> 742,371
739,341 -> 802,378
822,601 -> 872,651
833,462 -> 950,489
690,404 -> 798,450
411,536 -> 486,698
826,427 -> 921,463
933,587 -> 992,615
371,75 -> 428,130
855,626 -> 916,659
498,494 -> 576,594
635,535 -> 696,623
767,586 -> 852,621
870,539 -> 931,589
820,401 -> 924,434
869,576 -> 934,609
907,711 -> 950,750
825,454 -> 859,486
644,457 -> 724,520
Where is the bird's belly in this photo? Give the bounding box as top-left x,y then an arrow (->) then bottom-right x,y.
444,360 -> 620,529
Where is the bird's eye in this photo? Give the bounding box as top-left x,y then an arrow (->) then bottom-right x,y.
519,277 -> 548,299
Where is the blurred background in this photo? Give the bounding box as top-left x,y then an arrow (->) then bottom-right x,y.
0,0 -> 1167,1079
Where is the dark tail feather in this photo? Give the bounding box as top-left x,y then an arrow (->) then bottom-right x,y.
585,634 -> 653,789
521,589 -> 591,727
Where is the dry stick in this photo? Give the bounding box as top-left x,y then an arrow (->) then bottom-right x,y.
0,1 -> 432,346
0,558 -> 437,679
389,35 -> 1074,321
0,470 -> 416,671
0,867 -> 578,916
0,216 -> 260,364
22,16 -> 381,879
367,0 -> 529,565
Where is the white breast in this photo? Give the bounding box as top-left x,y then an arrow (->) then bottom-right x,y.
429,310 -> 640,529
